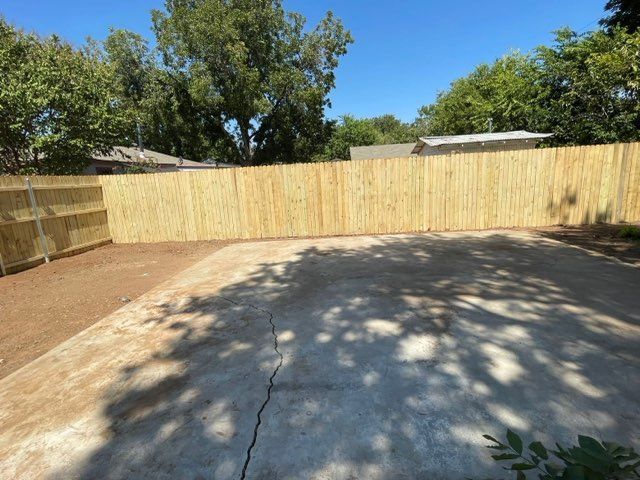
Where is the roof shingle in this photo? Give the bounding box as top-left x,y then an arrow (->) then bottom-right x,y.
349,143 -> 417,161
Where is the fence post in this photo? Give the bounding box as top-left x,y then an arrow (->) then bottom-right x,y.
614,143 -> 630,223
25,177 -> 50,264
0,252 -> 6,276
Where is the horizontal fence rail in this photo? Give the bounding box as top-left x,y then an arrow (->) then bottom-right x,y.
0,176 -> 111,273
97,142 -> 640,243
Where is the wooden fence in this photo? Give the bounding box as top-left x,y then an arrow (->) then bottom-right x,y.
98,142 -> 640,243
1,142 -> 638,270
0,176 -> 111,273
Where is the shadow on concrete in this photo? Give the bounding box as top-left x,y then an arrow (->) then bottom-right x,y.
69,233 -> 640,479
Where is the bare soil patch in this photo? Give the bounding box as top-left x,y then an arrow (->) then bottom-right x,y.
0,241 -> 232,378
535,223 -> 640,265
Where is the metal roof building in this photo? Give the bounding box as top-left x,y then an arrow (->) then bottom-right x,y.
411,130 -> 553,155
349,131 -> 553,160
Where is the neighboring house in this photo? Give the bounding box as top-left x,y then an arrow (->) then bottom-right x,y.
349,131 -> 553,161
86,146 -> 237,174
349,143 -> 417,161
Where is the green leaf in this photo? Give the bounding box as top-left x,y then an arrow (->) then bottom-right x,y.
562,465 -> 587,480
483,434 -> 500,443
507,429 -> 524,455
577,436 -> 606,456
566,448 -> 608,472
553,443 -> 570,462
510,463 -> 536,470
529,441 -> 549,460
517,471 -> 527,480
601,441 -> 623,455
492,453 -> 520,461
487,445 -> 510,450
544,462 -> 564,476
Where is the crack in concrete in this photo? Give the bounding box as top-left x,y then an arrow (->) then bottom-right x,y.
216,296 -> 283,480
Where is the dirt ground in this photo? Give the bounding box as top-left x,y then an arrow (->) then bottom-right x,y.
0,241 -> 232,378
535,223 -> 640,265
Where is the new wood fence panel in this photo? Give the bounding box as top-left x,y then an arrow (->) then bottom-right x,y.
0,175 -> 111,273
4,143 -> 634,251
624,143 -> 640,221
93,143 -> 640,243
2,142 -> 636,266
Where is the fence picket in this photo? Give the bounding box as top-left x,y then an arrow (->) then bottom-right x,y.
1,144 -> 639,263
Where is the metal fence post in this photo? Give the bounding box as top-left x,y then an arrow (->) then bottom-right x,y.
0,252 -> 6,276
26,177 -> 50,264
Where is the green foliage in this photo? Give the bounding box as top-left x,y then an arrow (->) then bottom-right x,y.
617,224 -> 640,240
118,154 -> 159,174
319,114 -> 417,160
536,28 -> 640,146
418,28 -> 640,147
103,28 -> 151,109
600,0 -> 640,33
416,52 -> 546,137
370,114 -> 420,144
483,430 -> 640,480
150,0 -> 353,165
4,0 -> 638,170
320,115 -> 382,160
0,18 -> 129,175
102,29 -> 216,161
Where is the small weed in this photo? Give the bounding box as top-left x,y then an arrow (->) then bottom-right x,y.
618,225 -> 640,241
481,430 -> 640,480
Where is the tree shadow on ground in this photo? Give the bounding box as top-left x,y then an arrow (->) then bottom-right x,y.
538,223 -> 640,266
70,233 -> 640,479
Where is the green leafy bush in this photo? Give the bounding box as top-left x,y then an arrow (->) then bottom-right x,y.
482,430 -> 640,479
618,225 -> 640,240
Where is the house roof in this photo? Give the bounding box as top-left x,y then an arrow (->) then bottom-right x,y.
349,143 -> 417,161
350,131 -> 553,160
200,159 -> 239,169
91,146 -> 217,169
413,130 -> 553,152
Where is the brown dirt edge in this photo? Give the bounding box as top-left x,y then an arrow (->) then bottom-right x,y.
0,240 -> 234,379
531,223 -> 640,267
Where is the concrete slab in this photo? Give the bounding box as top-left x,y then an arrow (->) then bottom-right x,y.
1,232 -> 639,479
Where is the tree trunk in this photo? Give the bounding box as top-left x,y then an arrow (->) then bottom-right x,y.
239,121 -> 254,166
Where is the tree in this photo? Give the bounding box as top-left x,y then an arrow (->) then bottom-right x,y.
600,0 -> 640,33
317,114 -> 419,161
370,114 -> 419,144
416,28 -> 640,146
151,0 -> 352,165
415,52 -> 547,136
103,28 -> 151,111
103,29 -> 213,161
320,115 -> 383,160
0,19 -> 129,175
536,28 -> 640,145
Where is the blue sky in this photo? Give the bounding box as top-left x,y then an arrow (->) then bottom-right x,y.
2,0 -> 606,122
